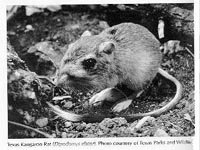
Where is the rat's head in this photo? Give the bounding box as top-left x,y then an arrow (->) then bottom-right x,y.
56,35 -> 120,91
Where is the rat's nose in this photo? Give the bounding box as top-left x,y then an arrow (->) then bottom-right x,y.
56,73 -> 75,87
55,74 -> 66,87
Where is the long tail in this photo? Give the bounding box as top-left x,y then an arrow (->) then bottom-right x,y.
47,68 -> 182,122
47,102 -> 113,122
124,68 -> 183,121
47,102 -> 85,122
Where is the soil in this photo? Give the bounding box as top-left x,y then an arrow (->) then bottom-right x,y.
7,5 -> 194,138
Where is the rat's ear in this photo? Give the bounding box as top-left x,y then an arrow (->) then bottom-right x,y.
81,30 -> 92,37
98,41 -> 115,55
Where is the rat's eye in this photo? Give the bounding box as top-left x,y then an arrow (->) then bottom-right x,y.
82,58 -> 97,70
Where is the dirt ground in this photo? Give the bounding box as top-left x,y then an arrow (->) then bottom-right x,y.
7,5 -> 194,138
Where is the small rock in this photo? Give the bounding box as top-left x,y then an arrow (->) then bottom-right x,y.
170,68 -> 175,72
88,5 -> 97,10
16,109 -> 24,115
61,132 -> 67,138
81,30 -> 92,37
184,113 -> 194,126
36,118 -> 48,127
7,31 -> 16,35
117,4 -> 126,10
62,101 -> 73,109
101,4 -> 108,7
46,5 -> 61,12
169,128 -> 178,134
97,130 -> 104,136
154,129 -> 169,137
30,131 -> 36,137
99,21 -> 109,29
162,60 -> 171,68
52,95 -> 72,101
188,92 -> 194,100
99,117 -> 127,128
163,40 -> 183,55
26,91 -> 36,99
25,6 -> 43,16
51,133 -> 57,138
64,121 -> 72,128
158,20 -> 165,39
76,124 -> 85,131
170,7 -> 193,21
67,133 -> 75,138
24,111 -> 35,123
33,99 -> 39,105
82,101 -> 89,109
85,123 -> 92,130
25,25 -> 34,31
175,103 -> 184,109
87,134 -> 97,138
8,105 -> 13,111
110,130 -> 119,136
81,122 -> 87,128
14,71 -> 21,78
81,15 -> 89,20
71,24 -> 80,30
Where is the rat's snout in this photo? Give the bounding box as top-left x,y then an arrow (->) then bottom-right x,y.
55,72 -> 75,87
55,73 -> 68,87
56,63 -> 77,86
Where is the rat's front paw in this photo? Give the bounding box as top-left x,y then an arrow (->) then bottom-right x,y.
89,88 -> 119,106
89,93 -> 103,107
89,88 -> 114,106
111,99 -> 132,113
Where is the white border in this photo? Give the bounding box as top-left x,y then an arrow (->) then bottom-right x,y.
1,0 -> 199,150
0,1 -> 8,150
194,0 -> 200,150
5,0 -> 194,5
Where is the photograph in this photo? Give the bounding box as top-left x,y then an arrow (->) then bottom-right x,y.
7,3 -> 195,140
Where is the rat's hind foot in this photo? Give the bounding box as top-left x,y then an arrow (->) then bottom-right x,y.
111,99 -> 132,113
111,90 -> 143,113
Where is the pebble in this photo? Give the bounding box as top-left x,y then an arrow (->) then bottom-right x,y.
61,132 -> 67,138
76,124 -> 85,131
52,95 -> 72,101
16,109 -> 24,115
26,25 -> 33,30
36,118 -> 48,127
169,128 -> 178,134
64,121 -> 72,128
154,129 -> 169,137
63,101 -> 73,109
24,111 -> 35,123
30,131 -> 36,137
51,133 -> 56,138
81,30 -> 92,37
27,91 -> 36,99
71,24 -> 80,30
8,105 -> 13,111
99,21 -> 109,29
97,130 -> 104,136
175,103 -> 184,109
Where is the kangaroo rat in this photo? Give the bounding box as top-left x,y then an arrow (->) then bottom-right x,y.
47,23 -> 182,122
